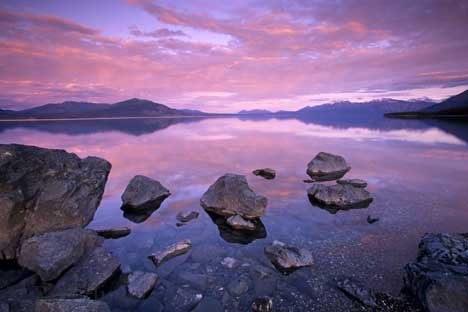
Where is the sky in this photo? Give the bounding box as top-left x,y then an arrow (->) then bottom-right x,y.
1,0 -> 468,112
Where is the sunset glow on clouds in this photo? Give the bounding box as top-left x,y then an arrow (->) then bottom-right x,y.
1,0 -> 468,112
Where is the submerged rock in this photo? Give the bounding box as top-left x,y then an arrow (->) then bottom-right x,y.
221,257 -> 240,269
251,296 -> 273,312
149,239 -> 192,266
404,233 -> 468,312
51,246 -> 120,297
18,228 -> 102,281
336,277 -> 378,308
95,227 -> 131,239
200,173 -> 267,219
166,287 -> 203,312
264,241 -> 313,273
337,178 -> 367,188
307,183 -> 373,211
252,168 -> 276,180
176,211 -> 199,223
121,175 -> 170,211
127,271 -> 158,299
306,152 -> 351,181
0,144 -> 111,260
227,275 -> 250,296
35,299 -> 110,312
227,215 -> 256,231
206,212 -> 267,245
367,215 -> 380,224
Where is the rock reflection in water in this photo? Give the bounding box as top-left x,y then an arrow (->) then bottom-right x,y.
205,212 -> 267,244
122,205 -> 161,224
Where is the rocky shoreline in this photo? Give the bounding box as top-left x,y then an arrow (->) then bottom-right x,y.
1,144 -> 467,311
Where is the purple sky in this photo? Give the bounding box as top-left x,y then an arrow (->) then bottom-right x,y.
1,0 -> 468,112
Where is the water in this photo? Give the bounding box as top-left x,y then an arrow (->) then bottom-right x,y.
1,116 -> 468,311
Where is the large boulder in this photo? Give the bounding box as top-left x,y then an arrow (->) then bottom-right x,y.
0,144 -> 111,260
404,233 -> 468,312
35,299 -> 111,312
18,228 -> 102,281
307,183 -> 373,212
264,241 -> 313,273
200,174 -> 267,219
306,152 -> 351,181
121,175 -> 171,211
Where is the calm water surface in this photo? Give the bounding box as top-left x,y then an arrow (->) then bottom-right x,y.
1,116 -> 468,311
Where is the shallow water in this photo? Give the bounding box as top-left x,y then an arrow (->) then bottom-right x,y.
1,116 -> 468,311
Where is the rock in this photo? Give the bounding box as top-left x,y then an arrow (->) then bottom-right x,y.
221,257 -> 240,269
177,272 -> 207,291
200,173 -> 267,219
264,241 -> 313,273
227,215 -> 256,231
0,144 -> 111,260
170,287 -> 203,312
0,264 -> 31,291
95,227 -> 131,239
176,211 -> 199,223
227,275 -> 250,296
336,277 -> 378,308
337,178 -> 367,188
252,168 -> 276,180
149,240 -> 192,266
35,299 -> 111,312
367,215 -> 379,224
306,152 -> 351,181
404,233 -> 468,312
307,183 -> 373,211
121,175 -> 171,211
251,296 -> 273,312
303,179 -> 315,183
127,271 -> 158,299
192,296 -> 223,312
206,212 -> 267,245
51,246 -> 120,296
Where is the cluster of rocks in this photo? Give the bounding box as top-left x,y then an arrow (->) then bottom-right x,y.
306,152 -> 373,213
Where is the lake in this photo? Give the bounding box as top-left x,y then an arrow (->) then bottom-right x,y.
1,115 -> 468,311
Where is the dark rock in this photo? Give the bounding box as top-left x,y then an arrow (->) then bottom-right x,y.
336,277 -> 378,308
0,144 -> 111,260
0,303 -> 8,312
121,175 -> 170,211
94,227 -> 131,239
176,211 -> 199,223
177,272 -> 207,291
404,233 -> 468,312
170,287 -> 203,312
0,262 -> 32,291
127,271 -> 158,299
149,240 -> 192,266
367,215 -> 380,224
227,275 -> 251,296
200,173 -> 267,219
227,215 -> 256,231
252,168 -> 276,180
337,178 -> 367,188
0,275 -> 42,307
123,208 -> 158,224
306,152 -> 351,181
302,179 -> 315,183
264,241 -> 313,273
18,228 -> 102,281
35,299 -> 111,312
192,296 -> 223,312
206,212 -> 267,245
307,183 -> 373,212
51,246 -> 120,297
251,296 -> 273,312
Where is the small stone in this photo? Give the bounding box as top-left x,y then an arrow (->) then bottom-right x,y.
35,299 -> 110,312
337,277 -> 378,308
251,296 -> 273,312
221,257 -> 240,269
367,215 -> 379,224
264,241 -> 313,272
227,215 -> 256,231
121,175 -> 170,211
95,227 -> 131,239
252,168 -> 276,180
149,240 -> 192,266
171,287 -> 203,312
337,178 -> 367,188
176,211 -> 199,223
127,271 -> 158,299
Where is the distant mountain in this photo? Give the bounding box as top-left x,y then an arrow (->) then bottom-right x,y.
0,98 -> 208,119
385,90 -> 468,118
238,109 -> 274,115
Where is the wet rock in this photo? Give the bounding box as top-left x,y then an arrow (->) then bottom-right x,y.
227,275 -> 251,297
252,168 -> 276,180
0,144 -> 111,260
251,296 -> 273,312
176,211 -> 199,223
127,271 -> 158,299
336,277 -> 378,308
306,152 -> 351,181
264,241 -> 313,273
0,275 -> 42,308
307,183 -> 373,211
170,287 -> 203,312
35,299 -> 111,312
192,296 -> 223,312
95,227 -> 131,239
51,246 -> 120,297
200,173 -> 267,219
18,228 -> 102,281
227,215 -> 256,231
123,208 -> 158,224
404,233 -> 468,312
206,212 -> 267,245
367,215 -> 380,224
121,175 -> 170,211
337,178 -> 367,188
177,272 -> 207,291
221,257 -> 240,269
149,240 -> 192,266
